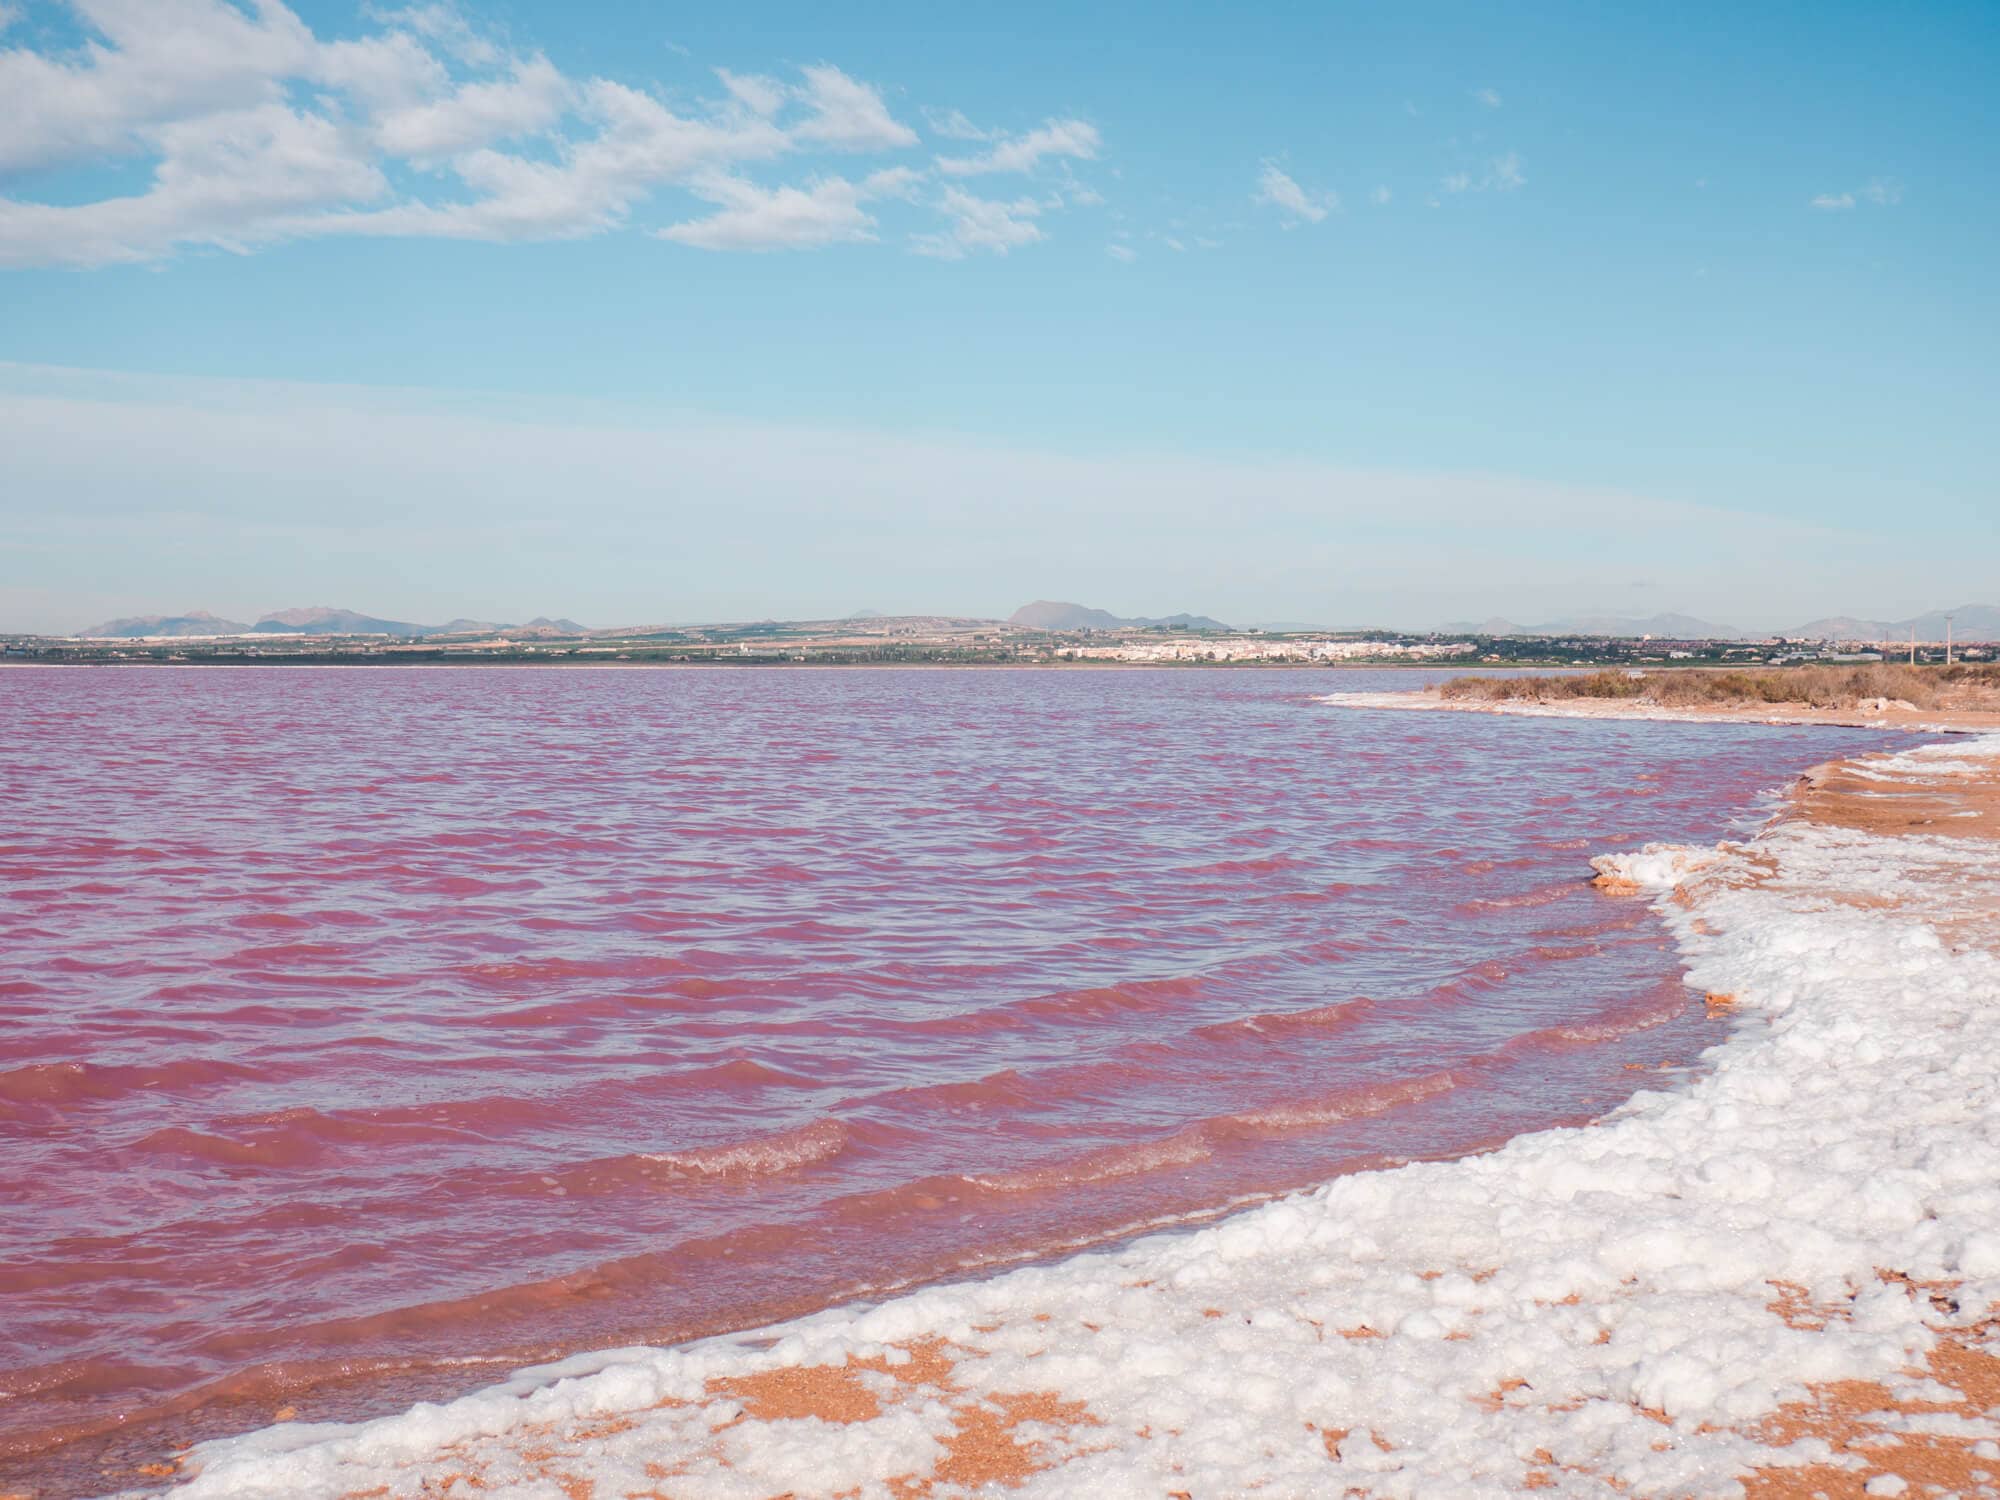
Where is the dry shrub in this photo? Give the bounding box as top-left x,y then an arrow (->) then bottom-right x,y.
1435,662 -> 1993,710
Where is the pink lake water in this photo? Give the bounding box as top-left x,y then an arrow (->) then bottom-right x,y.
0,667 -> 1903,1491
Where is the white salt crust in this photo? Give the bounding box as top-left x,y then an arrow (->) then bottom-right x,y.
129,736 -> 2000,1500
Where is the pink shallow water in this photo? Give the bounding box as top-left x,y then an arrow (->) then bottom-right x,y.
0,666 -> 1901,1487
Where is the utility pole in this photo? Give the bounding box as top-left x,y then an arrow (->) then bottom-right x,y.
1911,626 -> 1917,666
1947,613 -> 1955,667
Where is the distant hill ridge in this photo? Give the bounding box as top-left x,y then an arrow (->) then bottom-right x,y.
1436,612 -> 1746,639
68,601 -> 2000,643
1789,605 -> 2000,643
1009,600 -> 1233,631
78,606 -> 591,639
78,609 -> 253,638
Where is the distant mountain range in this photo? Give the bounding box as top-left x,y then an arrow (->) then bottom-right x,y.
1789,605 -> 2000,643
79,610 -> 256,638
1438,612 -> 1747,639
78,606 -> 587,638
66,600 -> 2000,644
1009,600 -> 1233,632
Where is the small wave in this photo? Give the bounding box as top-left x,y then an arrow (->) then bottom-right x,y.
1196,997 -> 1374,1041
1177,855 -> 1312,877
1423,958 -> 1512,1003
639,1117 -> 848,1179
1524,981 -> 1695,1048
1456,879 -> 1584,914
127,1104 -> 480,1167
0,1057 -> 266,1109
965,1132 -> 1212,1194
1213,1071 -> 1460,1137
869,1069 -> 1042,1113
464,954 -> 696,986
131,1125 -> 320,1169
1017,974 -> 1207,1020
1529,942 -> 1603,962
962,1072 -> 1462,1193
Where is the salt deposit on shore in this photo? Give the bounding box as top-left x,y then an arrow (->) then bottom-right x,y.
122,737 -> 2000,1500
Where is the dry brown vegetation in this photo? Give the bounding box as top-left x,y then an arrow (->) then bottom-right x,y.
1439,663 -> 2000,711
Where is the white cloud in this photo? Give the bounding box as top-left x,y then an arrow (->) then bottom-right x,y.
1442,152 -> 1525,195
859,166 -> 924,200
0,0 -> 317,175
790,62 -> 917,151
911,186 -> 1043,258
656,165 -> 920,251
714,67 -> 788,119
1252,163 -> 1335,224
0,103 -> 390,268
657,174 -> 875,251
1050,161 -> 1104,207
1473,87 -> 1502,108
0,6 -> 1004,268
371,54 -> 568,159
936,118 -> 1099,175
1371,184 -> 1392,205
294,78 -> 792,246
1811,179 -> 1902,212
1106,242 -> 1135,262
922,106 -> 989,141
366,3 -> 502,67
315,30 -> 451,112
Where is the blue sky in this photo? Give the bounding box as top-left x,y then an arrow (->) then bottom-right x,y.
1,0 -> 1995,632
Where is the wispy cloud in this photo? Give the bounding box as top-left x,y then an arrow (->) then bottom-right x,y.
911,187 -> 1044,258
1812,179 -> 1900,211
790,62 -> 918,151
1472,87 -> 1503,108
1442,152 -> 1525,195
935,118 -> 1099,175
715,68 -> 789,119
1106,242 -> 1136,263
922,106 -> 989,141
1252,162 -> 1336,225
656,167 -> 918,251
0,1 -> 1053,270
1371,184 -> 1392,206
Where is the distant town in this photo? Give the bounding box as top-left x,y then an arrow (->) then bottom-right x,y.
4,600 -> 1994,668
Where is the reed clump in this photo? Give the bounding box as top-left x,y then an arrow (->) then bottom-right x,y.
1439,663 -> 2000,711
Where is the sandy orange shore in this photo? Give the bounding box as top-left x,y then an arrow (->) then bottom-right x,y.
1715,747 -> 2000,1498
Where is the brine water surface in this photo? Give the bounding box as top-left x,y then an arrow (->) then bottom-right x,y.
0,666 -> 1903,1488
